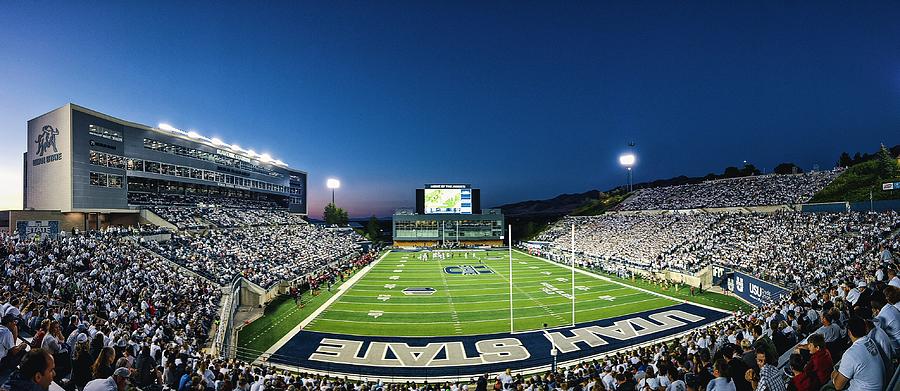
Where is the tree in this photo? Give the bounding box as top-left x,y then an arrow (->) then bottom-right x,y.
366,216 -> 380,240
876,144 -> 900,179
723,166 -> 741,178
773,162 -> 803,175
324,203 -> 349,226
739,164 -> 761,176
838,152 -> 853,168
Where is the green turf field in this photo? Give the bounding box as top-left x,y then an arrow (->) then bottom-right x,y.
303,250 -> 680,336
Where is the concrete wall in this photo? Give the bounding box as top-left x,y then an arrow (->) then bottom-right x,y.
26,105 -> 73,212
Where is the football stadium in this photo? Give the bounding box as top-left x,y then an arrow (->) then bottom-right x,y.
4,104 -> 900,391
3,4 -> 900,391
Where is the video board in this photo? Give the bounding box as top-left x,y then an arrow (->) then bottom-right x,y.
424,184 -> 472,214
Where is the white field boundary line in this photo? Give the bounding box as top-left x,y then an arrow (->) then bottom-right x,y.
258,250 -> 391,361
517,250 -> 733,316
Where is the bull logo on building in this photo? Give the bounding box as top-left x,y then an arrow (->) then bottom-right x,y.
35,125 -> 60,157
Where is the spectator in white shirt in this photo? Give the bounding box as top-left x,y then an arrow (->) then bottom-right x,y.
833,317 -> 887,391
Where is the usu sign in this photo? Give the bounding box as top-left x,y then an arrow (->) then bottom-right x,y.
727,271 -> 786,307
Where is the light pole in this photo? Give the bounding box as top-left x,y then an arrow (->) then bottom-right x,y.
619,154 -> 636,192
326,178 -> 340,205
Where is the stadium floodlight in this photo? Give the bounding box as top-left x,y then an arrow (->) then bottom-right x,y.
229,144 -> 241,151
260,153 -> 272,163
618,153 -> 636,167
210,138 -> 225,146
158,123 -> 177,132
619,153 -> 636,192
327,178 -> 341,205
187,131 -> 201,139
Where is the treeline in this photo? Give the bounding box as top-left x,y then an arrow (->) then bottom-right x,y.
837,145 -> 900,168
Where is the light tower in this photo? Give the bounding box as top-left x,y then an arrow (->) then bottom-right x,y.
326,178 -> 340,205
619,153 -> 636,192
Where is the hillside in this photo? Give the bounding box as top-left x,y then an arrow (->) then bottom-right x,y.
495,190 -> 608,217
810,158 -> 900,203
496,190 -> 630,241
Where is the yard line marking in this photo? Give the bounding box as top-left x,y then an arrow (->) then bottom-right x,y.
324,292 -> 647,314
436,254 -> 464,334
313,298 -> 669,325
339,286 -> 634,302
487,256 -> 567,325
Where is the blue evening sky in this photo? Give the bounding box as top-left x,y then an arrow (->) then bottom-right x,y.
1,1 -> 899,217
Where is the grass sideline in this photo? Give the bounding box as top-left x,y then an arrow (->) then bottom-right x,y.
236,278 -> 351,361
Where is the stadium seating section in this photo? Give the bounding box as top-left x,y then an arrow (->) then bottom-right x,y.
4,171 -> 900,390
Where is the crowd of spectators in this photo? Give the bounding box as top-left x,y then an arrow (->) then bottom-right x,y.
0,230 -> 221,390
132,192 -> 302,230
128,193 -> 282,209
537,211 -> 900,290
0,223 -> 374,391
145,225 -> 365,287
535,214 -> 720,268
617,171 -> 840,211
147,207 -> 307,230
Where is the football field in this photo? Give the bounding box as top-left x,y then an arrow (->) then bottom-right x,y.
303,250 -> 679,336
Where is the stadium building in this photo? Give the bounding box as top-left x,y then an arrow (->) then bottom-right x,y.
20,103 -> 307,231
392,184 -> 504,246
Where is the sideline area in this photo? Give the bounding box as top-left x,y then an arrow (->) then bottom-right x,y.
257,251 -> 390,361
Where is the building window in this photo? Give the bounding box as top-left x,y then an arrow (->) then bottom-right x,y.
89,125 -> 123,142
126,158 -> 144,171
90,150 -> 102,166
90,172 -> 108,187
175,166 -> 189,177
108,155 -> 125,169
146,162 -> 160,173
89,150 -> 126,170
108,175 -> 124,188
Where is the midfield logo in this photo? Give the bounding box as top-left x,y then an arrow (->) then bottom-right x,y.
444,265 -> 494,275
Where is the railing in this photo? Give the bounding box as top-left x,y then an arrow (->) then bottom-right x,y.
888,363 -> 900,391
212,277 -> 243,359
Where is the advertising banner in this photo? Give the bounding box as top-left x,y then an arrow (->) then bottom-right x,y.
16,220 -> 60,240
726,271 -> 788,307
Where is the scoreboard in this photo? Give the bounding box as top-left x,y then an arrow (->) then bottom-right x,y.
416,184 -> 481,215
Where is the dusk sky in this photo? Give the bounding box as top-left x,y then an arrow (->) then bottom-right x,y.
1,1 -> 899,218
